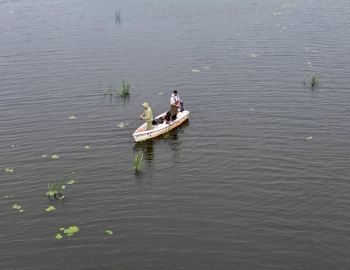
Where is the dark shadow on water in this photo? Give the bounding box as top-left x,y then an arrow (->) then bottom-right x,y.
133,140 -> 154,161
115,9 -> 121,25
132,120 -> 190,180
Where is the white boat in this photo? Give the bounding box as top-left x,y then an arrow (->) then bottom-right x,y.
133,110 -> 190,142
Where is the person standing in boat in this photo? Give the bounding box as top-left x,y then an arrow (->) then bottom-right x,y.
139,102 -> 153,130
170,90 -> 180,121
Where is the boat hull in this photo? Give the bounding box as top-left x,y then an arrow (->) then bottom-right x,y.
132,110 -> 189,142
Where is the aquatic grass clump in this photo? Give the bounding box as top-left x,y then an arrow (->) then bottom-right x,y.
46,179 -> 75,200
46,182 -> 65,200
119,80 -> 130,97
103,80 -> 130,102
134,152 -> 143,173
305,74 -> 320,89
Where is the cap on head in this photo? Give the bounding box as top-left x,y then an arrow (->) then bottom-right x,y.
173,90 -> 178,94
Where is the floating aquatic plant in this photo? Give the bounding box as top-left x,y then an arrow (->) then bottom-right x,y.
105,229 -> 113,235
4,168 -> 14,173
84,145 -> 90,150
46,182 -> 65,200
66,179 -> 76,185
12,203 -> 24,212
55,226 -> 80,240
134,152 -> 143,173
63,226 -> 80,237
117,122 -> 129,128
306,74 -> 319,89
51,154 -> 60,160
68,115 -> 77,120
46,205 -> 56,212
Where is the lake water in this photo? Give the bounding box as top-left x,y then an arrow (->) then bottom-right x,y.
1,0 -> 350,269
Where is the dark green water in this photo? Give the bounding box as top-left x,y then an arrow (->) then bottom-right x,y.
1,0 -> 350,269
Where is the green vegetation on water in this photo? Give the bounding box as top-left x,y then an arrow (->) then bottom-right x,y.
134,153 -> 143,173
46,182 -> 65,200
119,80 -> 130,97
306,74 -> 320,89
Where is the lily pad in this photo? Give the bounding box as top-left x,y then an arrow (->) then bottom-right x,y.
68,115 -> 77,120
84,145 -> 90,149
5,168 -> 14,173
46,190 -> 55,197
46,206 -> 56,212
12,203 -> 22,210
191,69 -> 200,73
51,154 -> 60,160
105,229 -> 113,235
306,136 -> 313,140
19,209 -> 24,213
63,226 -> 80,237
41,154 -> 48,158
117,122 -> 129,128
248,53 -> 260,58
66,180 -> 76,185
55,233 -> 63,240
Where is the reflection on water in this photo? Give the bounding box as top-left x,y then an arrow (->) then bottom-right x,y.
133,119 -> 190,160
115,9 -> 121,25
1,0 -> 350,269
134,139 -> 154,161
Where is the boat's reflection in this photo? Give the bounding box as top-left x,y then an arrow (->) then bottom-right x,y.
133,119 -> 190,161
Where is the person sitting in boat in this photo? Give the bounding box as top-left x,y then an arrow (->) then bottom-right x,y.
139,102 -> 153,130
170,90 -> 180,120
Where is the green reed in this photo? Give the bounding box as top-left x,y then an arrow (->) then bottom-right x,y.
119,80 -> 130,97
134,152 -> 143,173
306,74 -> 319,89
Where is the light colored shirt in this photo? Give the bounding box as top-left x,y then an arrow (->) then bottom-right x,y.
170,94 -> 180,105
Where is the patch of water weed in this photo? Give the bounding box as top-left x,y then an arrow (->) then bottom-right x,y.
134,152 -> 143,173
305,74 -> 319,89
103,80 -> 130,103
46,179 -> 76,200
46,205 -> 56,212
46,182 -> 65,200
105,229 -> 113,235
55,226 -> 80,239
117,122 -> 130,128
118,80 -> 130,98
12,203 -> 24,213
4,167 -> 14,173
51,154 -> 60,160
66,179 -> 76,185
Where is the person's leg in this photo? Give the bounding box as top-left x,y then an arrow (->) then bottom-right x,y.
146,121 -> 152,130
